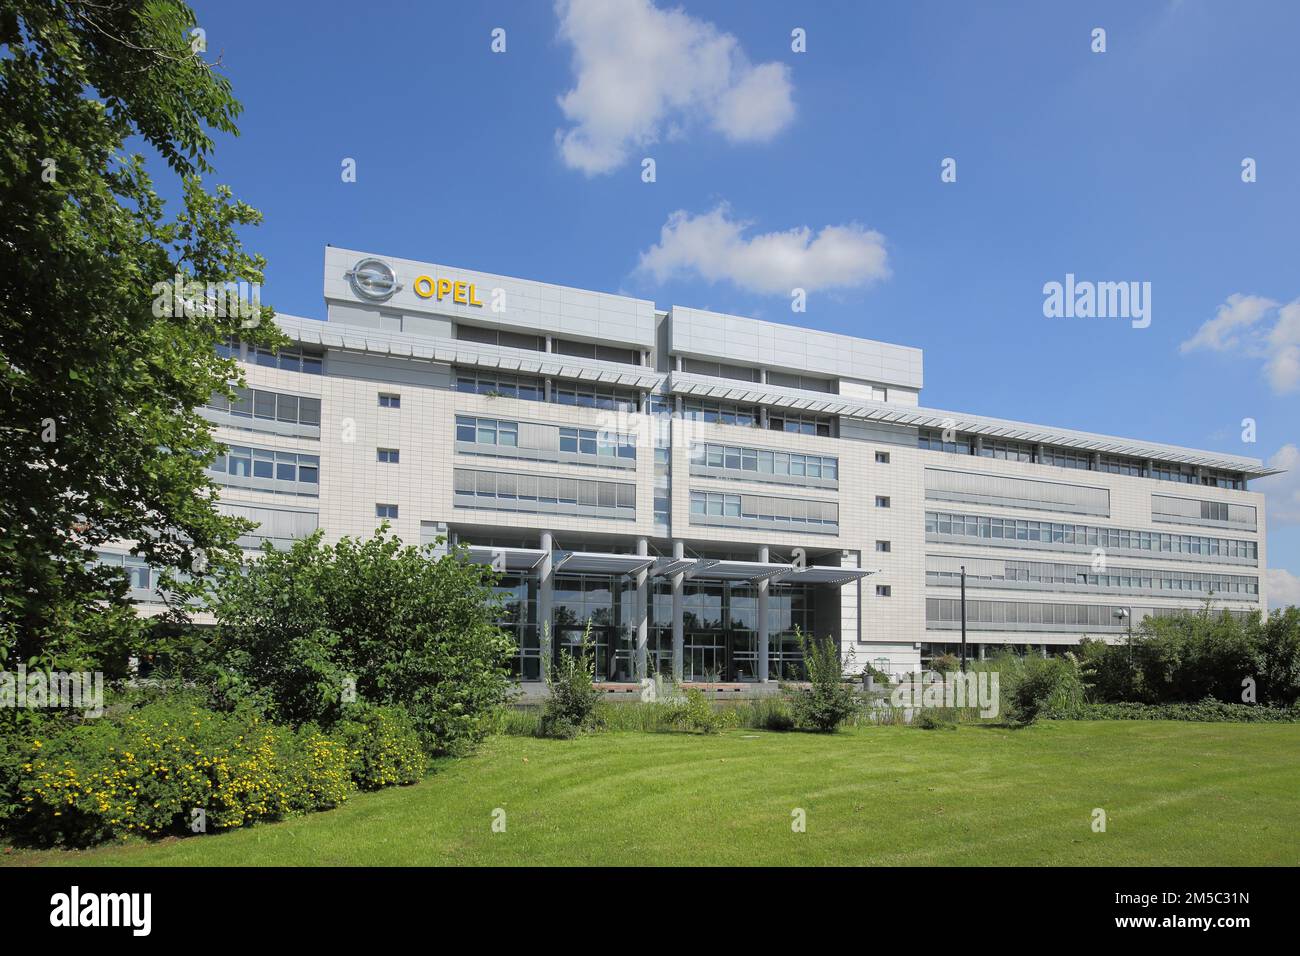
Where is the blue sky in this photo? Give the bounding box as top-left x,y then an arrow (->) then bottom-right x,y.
184,0 -> 1300,600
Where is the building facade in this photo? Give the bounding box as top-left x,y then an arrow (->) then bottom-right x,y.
122,247 -> 1275,681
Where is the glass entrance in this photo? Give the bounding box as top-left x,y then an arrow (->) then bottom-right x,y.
554,625 -> 620,681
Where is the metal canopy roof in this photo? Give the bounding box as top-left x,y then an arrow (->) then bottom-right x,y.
790,566 -> 879,585
702,559 -> 797,582
650,556 -> 697,577
552,551 -> 655,575
457,545 -> 870,586
667,371 -> 1276,477
463,545 -> 547,571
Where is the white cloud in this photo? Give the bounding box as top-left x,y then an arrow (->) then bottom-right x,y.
554,0 -> 795,175
636,204 -> 891,295
1266,568 -> 1300,611
1180,293 -> 1300,394
1256,444 -> 1300,525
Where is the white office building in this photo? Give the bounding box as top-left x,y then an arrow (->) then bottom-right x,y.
127,247 -> 1273,682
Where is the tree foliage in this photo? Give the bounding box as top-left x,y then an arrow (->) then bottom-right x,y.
1077,606 -> 1300,707
0,0 -> 284,670
209,529 -> 517,756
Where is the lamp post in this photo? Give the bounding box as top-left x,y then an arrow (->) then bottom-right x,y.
1113,607 -> 1132,660
960,565 -> 968,674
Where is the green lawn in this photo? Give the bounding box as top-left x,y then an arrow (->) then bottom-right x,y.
4,721 -> 1298,866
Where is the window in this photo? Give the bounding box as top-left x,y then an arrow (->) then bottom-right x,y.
876,496 -> 891,508
208,446 -> 319,490
918,428 -> 971,455
681,358 -> 759,382
455,369 -> 544,402
555,339 -> 641,365
768,411 -> 832,436
376,504 -> 399,519
875,451 -> 891,464
551,380 -> 637,412
876,585 -> 892,597
251,345 -> 323,374
378,393 -> 401,408
682,399 -> 758,427
691,442 -> 837,484
687,491 -> 839,529
377,448 -> 400,464
453,469 -> 635,519
924,510 -> 1259,564
980,438 -> 1036,463
206,388 -> 320,428
766,371 -> 835,393
456,325 -> 544,352
876,540 -> 891,553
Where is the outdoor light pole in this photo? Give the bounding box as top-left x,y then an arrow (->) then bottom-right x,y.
960,565 -> 968,674
1114,607 -> 1132,661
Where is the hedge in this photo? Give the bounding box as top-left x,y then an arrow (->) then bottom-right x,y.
2,698 -> 426,847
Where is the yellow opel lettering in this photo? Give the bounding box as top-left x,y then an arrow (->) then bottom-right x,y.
453,281 -> 468,305
469,283 -> 482,307
436,278 -> 453,300
413,275 -> 434,298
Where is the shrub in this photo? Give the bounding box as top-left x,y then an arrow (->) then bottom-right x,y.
210,530 -> 516,756
789,629 -> 860,732
1051,698 -> 1300,722
1254,607 -> 1300,707
329,706 -> 426,790
12,699 -> 353,847
1001,653 -> 1086,724
540,624 -> 603,739
914,708 -> 957,730
930,653 -> 959,674
740,697 -> 796,731
661,688 -> 737,734
1066,608 -> 1300,708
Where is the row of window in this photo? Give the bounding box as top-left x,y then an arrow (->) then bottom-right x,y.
916,429 -> 1246,489
454,416 -> 636,459
927,559 -> 1259,596
454,469 -> 636,512
250,345 -> 323,375
769,411 -> 833,436
927,598 -> 1134,628
95,552 -> 160,591
689,443 -> 839,480
209,445 -> 320,484
689,491 -> 839,526
926,510 -> 1259,561
560,427 -> 635,458
457,415 -> 519,447
454,370 -> 639,411
205,387 -> 321,427
682,399 -> 758,427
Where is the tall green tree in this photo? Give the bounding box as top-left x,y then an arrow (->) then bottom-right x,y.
0,0 -> 284,671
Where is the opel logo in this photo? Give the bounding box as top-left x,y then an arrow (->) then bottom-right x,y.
345,258 -> 401,301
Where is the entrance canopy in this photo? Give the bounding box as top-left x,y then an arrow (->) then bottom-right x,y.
463,545 -> 547,571
553,551 -> 655,575
462,545 -> 876,586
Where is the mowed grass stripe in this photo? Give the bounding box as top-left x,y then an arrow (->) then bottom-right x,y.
4,722 -> 1297,866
